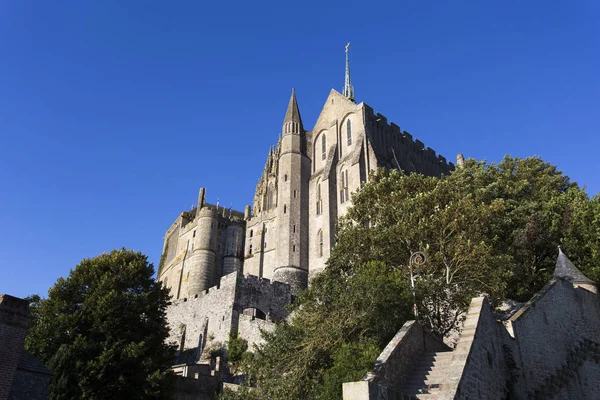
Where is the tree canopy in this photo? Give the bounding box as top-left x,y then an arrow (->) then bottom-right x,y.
222,156 -> 599,400
26,249 -> 176,400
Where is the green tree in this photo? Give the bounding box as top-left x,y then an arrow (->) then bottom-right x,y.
25,249 -> 176,400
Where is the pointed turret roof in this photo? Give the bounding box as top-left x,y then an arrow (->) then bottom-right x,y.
283,88 -> 303,129
554,247 -> 595,284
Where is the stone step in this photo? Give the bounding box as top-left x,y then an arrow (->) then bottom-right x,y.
399,382 -> 459,395
406,374 -> 462,387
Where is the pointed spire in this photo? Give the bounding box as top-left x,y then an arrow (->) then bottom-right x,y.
283,88 -> 303,135
343,42 -> 355,102
554,247 -> 595,284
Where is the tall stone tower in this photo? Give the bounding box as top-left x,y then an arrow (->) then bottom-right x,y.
272,90 -> 311,293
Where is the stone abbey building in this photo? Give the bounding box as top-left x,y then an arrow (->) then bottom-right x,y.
157,48 -> 454,362
158,47 -> 454,300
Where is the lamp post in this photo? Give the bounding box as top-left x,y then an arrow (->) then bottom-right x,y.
407,251 -> 426,320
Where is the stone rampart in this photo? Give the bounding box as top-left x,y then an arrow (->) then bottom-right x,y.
166,271 -> 293,361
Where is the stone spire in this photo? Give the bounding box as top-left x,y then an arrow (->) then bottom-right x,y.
554,247 -> 595,285
283,88 -> 303,135
342,42 -> 355,102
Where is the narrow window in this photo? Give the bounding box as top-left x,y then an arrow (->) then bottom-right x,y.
249,244 -> 253,255
316,183 -> 322,215
264,242 -> 267,249
344,170 -> 349,202
284,205 -> 287,214
321,134 -> 327,161
318,230 -> 323,257
293,245 -> 296,252
193,230 -> 196,238
284,174 -> 288,182
293,190 -> 297,198
293,225 -> 296,233
340,170 -> 350,203
250,230 -> 253,238
347,119 -> 352,146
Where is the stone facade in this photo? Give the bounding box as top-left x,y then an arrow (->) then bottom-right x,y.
157,88 -> 453,300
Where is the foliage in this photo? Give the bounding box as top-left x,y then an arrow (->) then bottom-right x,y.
25,249 -> 176,400
225,332 -> 249,373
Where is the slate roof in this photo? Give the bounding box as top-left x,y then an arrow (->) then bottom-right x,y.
554,247 -> 595,285
17,351 -> 52,375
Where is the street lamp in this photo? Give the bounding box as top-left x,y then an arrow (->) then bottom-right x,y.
406,251 -> 426,320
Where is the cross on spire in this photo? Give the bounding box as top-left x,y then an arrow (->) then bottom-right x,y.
343,42 -> 355,102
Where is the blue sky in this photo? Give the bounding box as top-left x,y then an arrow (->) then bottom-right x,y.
1,1 -> 598,299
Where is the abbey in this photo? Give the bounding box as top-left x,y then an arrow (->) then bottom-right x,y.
158,47 -> 454,300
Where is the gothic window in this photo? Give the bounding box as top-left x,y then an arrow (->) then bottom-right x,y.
318,230 -> 323,257
340,170 -> 349,203
347,119 -> 352,146
316,182 -> 322,215
321,134 -> 327,161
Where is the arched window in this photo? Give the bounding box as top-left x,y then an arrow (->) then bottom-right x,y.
321,134 -> 327,161
318,230 -> 323,257
347,119 -> 352,146
316,182 -> 322,215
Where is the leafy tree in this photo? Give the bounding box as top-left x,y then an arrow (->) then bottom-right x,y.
225,332 -> 249,374
25,249 -> 176,400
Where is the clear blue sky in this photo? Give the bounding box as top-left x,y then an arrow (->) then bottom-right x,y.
1,1 -> 598,299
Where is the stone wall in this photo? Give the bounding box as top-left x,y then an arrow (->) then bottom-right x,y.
237,314 -> 275,347
364,320 -> 449,392
453,297 -> 519,400
508,279 -> 600,398
165,271 -> 292,360
0,295 -> 30,400
172,375 -> 219,400
166,272 -> 238,355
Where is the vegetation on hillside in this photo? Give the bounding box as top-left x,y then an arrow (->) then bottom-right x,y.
26,249 -> 176,400
221,156 -> 600,400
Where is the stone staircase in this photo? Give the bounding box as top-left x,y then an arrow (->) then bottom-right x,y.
527,338 -> 600,400
396,301 -> 482,399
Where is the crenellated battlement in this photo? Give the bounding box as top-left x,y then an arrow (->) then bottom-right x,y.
363,104 -> 455,174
